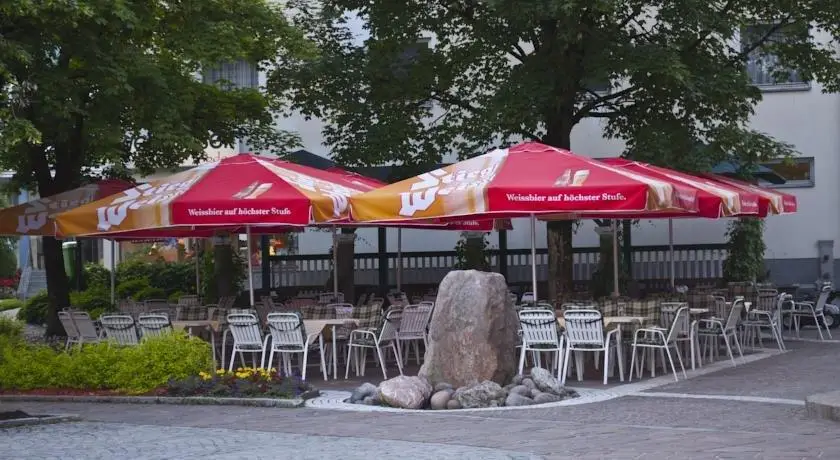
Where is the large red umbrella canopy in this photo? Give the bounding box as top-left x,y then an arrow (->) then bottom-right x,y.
349,142 -> 695,223
0,179 -> 133,236
326,166 -> 512,231
598,159 -> 761,218
56,153 -> 374,238
700,173 -> 797,216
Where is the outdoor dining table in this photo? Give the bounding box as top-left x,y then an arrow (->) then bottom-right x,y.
172,320 -> 222,366
556,315 -> 651,329
303,319 -> 359,379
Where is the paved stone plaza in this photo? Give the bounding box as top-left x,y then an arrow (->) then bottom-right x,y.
4,338 -> 840,459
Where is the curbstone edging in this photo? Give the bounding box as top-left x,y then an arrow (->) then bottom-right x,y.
0,394 -> 306,408
805,390 -> 840,422
0,414 -> 81,428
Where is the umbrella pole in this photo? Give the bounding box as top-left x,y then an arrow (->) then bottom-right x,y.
332,226 -> 339,297
530,214 -> 538,302
397,228 -> 402,292
110,240 -> 116,305
668,218 -> 675,290
246,226 -> 255,307
612,219 -> 620,298
195,239 -> 201,296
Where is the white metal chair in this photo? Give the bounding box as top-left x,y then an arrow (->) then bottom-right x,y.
345,308 -> 404,379
318,292 -> 344,304
518,309 -> 565,378
629,305 -> 689,382
137,314 -> 173,339
263,313 -> 326,381
71,311 -> 102,346
330,303 -> 355,319
177,295 -> 201,306
787,284 -> 833,340
223,313 -> 265,371
521,292 -> 535,304
741,291 -> 786,351
698,298 -> 745,365
396,304 -> 432,365
561,309 -> 623,385
99,315 -> 139,346
58,311 -> 82,350
659,302 -> 698,369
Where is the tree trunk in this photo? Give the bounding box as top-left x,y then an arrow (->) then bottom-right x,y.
336,228 -> 356,303
213,233 -> 234,301
41,236 -> 70,337
546,220 -> 574,300
544,124 -> 575,301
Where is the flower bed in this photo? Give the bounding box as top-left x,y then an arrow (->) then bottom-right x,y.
0,331 -> 317,402
161,368 -> 318,400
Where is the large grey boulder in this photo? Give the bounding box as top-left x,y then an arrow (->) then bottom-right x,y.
418,270 -> 518,387
377,376 -> 432,409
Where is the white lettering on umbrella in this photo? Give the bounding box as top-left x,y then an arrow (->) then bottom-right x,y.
262,161 -> 360,218
95,180 -> 194,230
398,150 -> 507,217
16,185 -> 98,233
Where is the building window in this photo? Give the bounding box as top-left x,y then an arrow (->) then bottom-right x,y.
202,60 -> 259,89
759,157 -> 814,188
742,24 -> 809,91
583,80 -> 611,95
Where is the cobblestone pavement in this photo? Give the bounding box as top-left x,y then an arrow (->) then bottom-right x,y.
643,339 -> 840,400
6,339 -> 840,459
1,422 -> 540,460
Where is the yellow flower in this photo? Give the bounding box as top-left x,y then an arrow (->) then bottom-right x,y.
198,371 -> 211,381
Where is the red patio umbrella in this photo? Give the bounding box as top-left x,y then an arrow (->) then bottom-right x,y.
349,142 -> 698,299
700,173 -> 797,216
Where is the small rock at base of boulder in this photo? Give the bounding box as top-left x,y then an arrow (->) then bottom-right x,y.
522,378 -> 536,390
511,374 -> 524,385
434,382 -> 454,393
446,399 -> 462,410
530,367 -> 565,395
378,375 -> 433,409
429,390 -> 452,410
505,393 -> 536,406
533,393 -> 565,404
350,382 -> 378,403
456,380 -> 506,409
530,388 -> 542,399
510,385 -> 531,396
362,396 -> 376,405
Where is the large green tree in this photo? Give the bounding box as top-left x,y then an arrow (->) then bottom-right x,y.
271,0 -> 837,299
0,0 -> 313,335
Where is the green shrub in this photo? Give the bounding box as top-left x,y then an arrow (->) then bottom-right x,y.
115,259 -> 196,297
0,332 -> 213,393
116,278 -> 150,299
69,287 -> 114,315
83,263 -> 112,289
17,290 -> 49,325
0,298 -> 23,311
133,286 -> 166,301
168,291 -> 183,303
0,317 -> 23,340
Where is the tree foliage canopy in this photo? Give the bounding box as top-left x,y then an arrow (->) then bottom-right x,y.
0,0 -> 315,335
0,0 -> 315,193
271,0 -> 840,169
